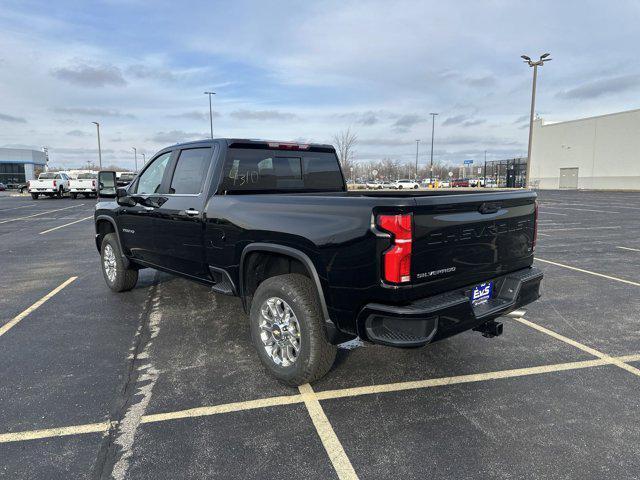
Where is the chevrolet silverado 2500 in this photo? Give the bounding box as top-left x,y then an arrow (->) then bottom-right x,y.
94,139 -> 542,385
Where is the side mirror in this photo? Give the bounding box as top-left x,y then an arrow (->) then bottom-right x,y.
98,171 -> 117,199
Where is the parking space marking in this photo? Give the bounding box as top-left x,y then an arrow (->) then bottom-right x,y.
539,226 -> 621,232
0,204 -> 86,224
140,394 -> 305,424
39,215 -> 93,234
0,421 -> 113,443
617,246 -> 640,253
540,206 -> 620,214
536,258 -> 640,287
0,276 -> 78,338
299,383 -> 358,480
516,318 -> 640,378
5,354 -> 640,445
538,211 -> 567,216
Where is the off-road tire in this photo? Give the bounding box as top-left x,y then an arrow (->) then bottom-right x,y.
71,193 -> 77,199
31,193 -> 39,200
249,274 -> 336,386
100,233 -> 138,292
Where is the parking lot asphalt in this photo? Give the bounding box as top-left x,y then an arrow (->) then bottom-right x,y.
1,189 -> 639,480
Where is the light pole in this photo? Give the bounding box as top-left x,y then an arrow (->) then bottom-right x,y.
141,153 -> 146,166
132,147 -> 137,172
415,140 -> 420,181
91,122 -> 102,169
204,91 -> 216,139
521,53 -> 551,187
429,113 -> 438,183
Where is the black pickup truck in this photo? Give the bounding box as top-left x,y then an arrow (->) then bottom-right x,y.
95,139 -> 542,385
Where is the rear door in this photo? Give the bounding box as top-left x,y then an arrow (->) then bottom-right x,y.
409,191 -> 536,293
151,145 -> 215,279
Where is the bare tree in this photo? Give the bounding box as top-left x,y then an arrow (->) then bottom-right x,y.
333,127 -> 357,175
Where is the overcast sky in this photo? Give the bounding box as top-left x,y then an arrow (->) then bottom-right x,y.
1,0 -> 639,169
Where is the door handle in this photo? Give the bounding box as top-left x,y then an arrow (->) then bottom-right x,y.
183,209 -> 200,216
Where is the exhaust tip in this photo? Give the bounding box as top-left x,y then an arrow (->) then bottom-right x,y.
505,309 -> 526,319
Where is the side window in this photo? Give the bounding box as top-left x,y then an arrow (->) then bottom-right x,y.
169,148 -> 211,194
135,152 -> 172,194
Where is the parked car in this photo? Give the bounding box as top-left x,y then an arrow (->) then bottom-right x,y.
69,172 -> 98,198
94,138 -> 542,385
0,182 -> 6,191
28,172 -> 71,199
116,172 -> 136,187
451,178 -> 470,187
439,180 -> 451,188
365,180 -> 384,189
391,179 -> 420,189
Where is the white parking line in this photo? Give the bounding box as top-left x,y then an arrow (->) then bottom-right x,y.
539,226 -> 621,232
541,207 -> 619,214
616,246 -> 640,253
299,384 -> 358,480
538,211 -> 567,216
536,258 -> 640,287
4,353 -> 640,445
39,216 -> 93,235
0,204 -> 86,224
515,318 -> 640,378
0,276 -> 78,338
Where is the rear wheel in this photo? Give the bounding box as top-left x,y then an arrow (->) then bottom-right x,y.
56,187 -> 62,198
31,193 -> 39,200
71,193 -> 77,199
100,233 -> 138,292
249,274 -> 336,386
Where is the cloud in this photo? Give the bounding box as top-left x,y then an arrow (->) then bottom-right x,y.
149,130 -> 208,143
0,113 -> 26,123
52,107 -> 135,118
556,74 -> 640,100
463,75 -> 496,88
229,110 -> 299,121
442,115 -> 485,127
513,114 -> 529,124
126,64 -> 177,81
359,138 -> 413,147
169,111 -> 220,121
52,63 -> 127,87
442,114 -> 467,126
66,129 -> 90,137
392,114 -> 425,132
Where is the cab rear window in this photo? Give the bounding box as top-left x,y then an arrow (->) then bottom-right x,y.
220,148 -> 343,193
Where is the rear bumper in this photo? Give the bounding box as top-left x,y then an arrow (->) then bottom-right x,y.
358,266 -> 543,347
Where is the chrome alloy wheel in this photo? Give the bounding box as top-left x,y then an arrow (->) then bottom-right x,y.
259,297 -> 301,367
103,244 -> 117,283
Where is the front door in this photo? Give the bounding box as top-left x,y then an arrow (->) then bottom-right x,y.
152,146 -> 214,279
119,151 -> 173,264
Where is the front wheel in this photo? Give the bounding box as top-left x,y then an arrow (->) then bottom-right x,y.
101,233 -> 138,292
413,185 -> 419,189
249,274 -> 336,386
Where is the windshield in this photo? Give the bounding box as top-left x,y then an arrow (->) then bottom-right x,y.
220,148 -> 344,193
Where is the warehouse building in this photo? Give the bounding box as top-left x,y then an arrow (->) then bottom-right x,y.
529,108 -> 640,190
0,148 -> 47,185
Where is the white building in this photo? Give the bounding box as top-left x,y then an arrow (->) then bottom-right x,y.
0,148 -> 47,185
529,108 -> 640,190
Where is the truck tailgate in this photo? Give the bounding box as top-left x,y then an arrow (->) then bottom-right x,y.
410,192 -> 536,291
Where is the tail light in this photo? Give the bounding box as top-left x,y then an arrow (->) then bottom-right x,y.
532,201 -> 538,251
53,180 -> 57,187
377,213 -> 413,283
267,142 -> 310,150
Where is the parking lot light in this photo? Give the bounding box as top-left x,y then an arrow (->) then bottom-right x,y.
522,52 -> 552,188
132,147 -> 137,172
91,122 -> 102,169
